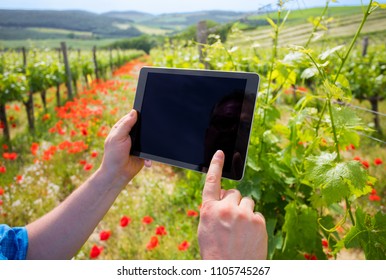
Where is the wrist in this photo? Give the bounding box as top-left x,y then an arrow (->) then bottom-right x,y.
94,166 -> 132,191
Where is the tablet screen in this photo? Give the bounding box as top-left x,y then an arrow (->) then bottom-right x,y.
130,67 -> 259,180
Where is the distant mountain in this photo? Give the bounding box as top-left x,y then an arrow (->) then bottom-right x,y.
102,11 -> 155,23
0,9 -> 251,41
0,9 -> 142,39
144,10 -> 248,30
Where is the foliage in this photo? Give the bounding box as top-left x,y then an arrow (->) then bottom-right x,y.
107,35 -> 161,54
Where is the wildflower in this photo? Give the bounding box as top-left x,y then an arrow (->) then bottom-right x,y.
31,143 -> 39,155
361,160 -> 370,169
99,230 -> 111,241
178,241 -> 190,251
142,216 -> 154,225
2,144 -> 8,150
16,175 -> 23,183
187,210 -> 199,217
79,159 -> 87,165
374,158 -> 383,165
369,189 -> 381,201
120,216 -> 131,227
0,166 -> 6,173
0,200 -> 3,206
345,144 -> 355,151
3,152 -> 18,160
146,236 -> 159,250
91,151 -> 98,158
155,226 -> 167,236
304,253 -> 317,260
42,114 -> 50,121
84,163 -> 93,171
353,156 -> 361,161
322,239 -> 328,248
0,188 -> 4,195
81,128 -> 88,136
89,245 -> 103,259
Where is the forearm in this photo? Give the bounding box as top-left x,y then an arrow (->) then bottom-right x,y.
26,168 -> 129,259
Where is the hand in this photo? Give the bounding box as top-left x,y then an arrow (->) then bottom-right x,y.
99,110 -> 148,187
198,150 -> 268,260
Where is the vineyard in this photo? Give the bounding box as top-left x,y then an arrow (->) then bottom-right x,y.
1,0 -> 386,260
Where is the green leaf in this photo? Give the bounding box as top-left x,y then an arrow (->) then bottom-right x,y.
266,218 -> 283,259
266,17 -> 277,29
344,208 -> 386,260
301,67 -> 319,79
279,202 -> 325,259
331,106 -> 364,148
318,45 -> 345,60
304,152 -> 371,205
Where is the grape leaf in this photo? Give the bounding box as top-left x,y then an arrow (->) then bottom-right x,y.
279,202 -> 325,259
304,152 -> 371,205
344,208 -> 386,260
330,106 -> 364,148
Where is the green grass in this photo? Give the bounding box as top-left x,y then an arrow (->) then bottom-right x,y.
230,7 -> 386,48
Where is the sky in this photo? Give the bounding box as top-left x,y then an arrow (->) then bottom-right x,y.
0,0 -> 378,14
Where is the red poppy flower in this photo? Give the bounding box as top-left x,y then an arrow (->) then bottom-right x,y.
90,245 -> 103,259
361,160 -> 370,169
178,241 -> 190,251
2,144 -> 8,150
79,159 -> 87,165
81,129 -> 88,136
187,210 -> 199,217
42,114 -> 50,121
322,239 -> 328,248
0,200 -> 3,206
353,156 -> 361,161
99,230 -> 111,241
0,188 -> 4,196
120,216 -> 131,227
91,151 -> 98,158
146,236 -> 159,250
346,144 -> 355,151
374,158 -> 383,165
16,175 -> 23,183
31,143 -> 39,155
84,163 -> 93,171
369,189 -> 381,201
0,166 -> 6,173
3,152 -> 18,160
304,253 -> 317,260
155,226 -> 167,236
142,216 -> 154,225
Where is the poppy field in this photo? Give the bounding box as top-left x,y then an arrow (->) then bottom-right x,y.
1,0 -> 386,260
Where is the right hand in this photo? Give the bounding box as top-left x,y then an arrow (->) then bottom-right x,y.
197,150 -> 268,260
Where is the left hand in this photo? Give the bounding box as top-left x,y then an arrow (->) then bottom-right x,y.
100,110 -> 145,186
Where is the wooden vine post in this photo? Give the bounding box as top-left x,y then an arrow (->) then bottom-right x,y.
61,42 -> 74,100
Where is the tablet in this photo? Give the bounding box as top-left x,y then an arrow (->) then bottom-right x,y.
130,66 -> 259,181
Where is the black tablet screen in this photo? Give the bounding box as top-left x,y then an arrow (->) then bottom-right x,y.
131,69 -> 257,180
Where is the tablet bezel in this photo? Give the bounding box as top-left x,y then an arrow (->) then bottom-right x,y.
130,66 -> 259,181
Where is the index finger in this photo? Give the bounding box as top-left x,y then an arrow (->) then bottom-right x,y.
202,150 -> 225,202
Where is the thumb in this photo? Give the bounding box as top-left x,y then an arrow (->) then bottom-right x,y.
113,110 -> 138,140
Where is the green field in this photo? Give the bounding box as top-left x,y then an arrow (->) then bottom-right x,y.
231,7 -> 386,47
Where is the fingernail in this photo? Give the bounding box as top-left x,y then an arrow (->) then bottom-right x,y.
214,150 -> 224,160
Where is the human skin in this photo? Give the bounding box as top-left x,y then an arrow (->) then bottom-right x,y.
198,150 -> 268,260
